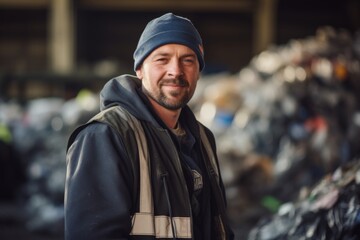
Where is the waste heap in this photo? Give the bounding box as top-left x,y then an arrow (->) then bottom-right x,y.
191,27 -> 360,238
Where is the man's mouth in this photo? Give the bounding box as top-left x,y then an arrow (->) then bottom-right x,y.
161,79 -> 188,87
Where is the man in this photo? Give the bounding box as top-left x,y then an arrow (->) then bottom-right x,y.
65,13 -> 234,239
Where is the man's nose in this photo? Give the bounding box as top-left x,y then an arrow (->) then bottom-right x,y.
167,60 -> 183,78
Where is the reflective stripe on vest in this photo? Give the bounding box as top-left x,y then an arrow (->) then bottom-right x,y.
198,124 -> 220,183
114,107 -> 153,213
199,124 -> 227,240
131,213 -> 191,238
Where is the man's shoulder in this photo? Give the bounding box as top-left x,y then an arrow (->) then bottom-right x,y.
90,106 -> 138,134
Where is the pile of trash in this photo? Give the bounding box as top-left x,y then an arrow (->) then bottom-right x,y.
248,160 -> 360,240
191,26 -> 360,237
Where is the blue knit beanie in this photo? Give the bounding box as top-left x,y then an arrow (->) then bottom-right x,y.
133,13 -> 204,71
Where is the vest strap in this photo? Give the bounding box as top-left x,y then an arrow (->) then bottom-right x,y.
131,213 -> 191,238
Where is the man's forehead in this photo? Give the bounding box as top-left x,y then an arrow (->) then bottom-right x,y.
151,44 -> 196,56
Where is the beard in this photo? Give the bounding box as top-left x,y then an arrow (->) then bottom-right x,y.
142,78 -> 191,110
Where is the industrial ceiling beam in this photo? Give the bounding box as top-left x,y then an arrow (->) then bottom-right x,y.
78,0 -> 254,12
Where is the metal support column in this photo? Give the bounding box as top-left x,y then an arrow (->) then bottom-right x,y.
48,0 -> 75,73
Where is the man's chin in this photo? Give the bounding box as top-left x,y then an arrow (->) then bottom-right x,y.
161,98 -> 187,110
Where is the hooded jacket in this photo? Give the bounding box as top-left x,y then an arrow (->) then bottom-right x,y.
65,75 -> 233,240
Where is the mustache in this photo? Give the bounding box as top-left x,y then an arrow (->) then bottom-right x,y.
160,78 -> 189,87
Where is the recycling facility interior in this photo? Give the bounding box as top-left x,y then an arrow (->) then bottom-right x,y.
0,0 -> 360,239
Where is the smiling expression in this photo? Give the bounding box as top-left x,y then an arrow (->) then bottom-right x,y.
136,44 -> 201,111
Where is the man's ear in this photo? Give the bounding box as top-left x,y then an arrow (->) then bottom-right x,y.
136,69 -> 143,79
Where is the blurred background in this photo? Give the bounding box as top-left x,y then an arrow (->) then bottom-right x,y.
0,0 -> 360,239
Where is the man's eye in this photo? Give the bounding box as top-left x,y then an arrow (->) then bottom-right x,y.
183,58 -> 195,64
156,58 -> 167,62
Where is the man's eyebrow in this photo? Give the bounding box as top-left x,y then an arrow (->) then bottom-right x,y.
182,53 -> 196,58
151,52 -> 170,58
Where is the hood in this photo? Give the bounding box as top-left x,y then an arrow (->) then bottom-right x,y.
100,74 -> 158,124
99,74 -> 199,133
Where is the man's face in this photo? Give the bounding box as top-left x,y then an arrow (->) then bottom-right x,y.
136,44 -> 200,111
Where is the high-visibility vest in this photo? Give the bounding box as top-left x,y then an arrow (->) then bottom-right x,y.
88,105 -> 226,239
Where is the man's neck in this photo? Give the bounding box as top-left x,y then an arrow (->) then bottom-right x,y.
148,98 -> 181,129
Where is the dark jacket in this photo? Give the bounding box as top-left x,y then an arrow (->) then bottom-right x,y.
65,75 -> 233,239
